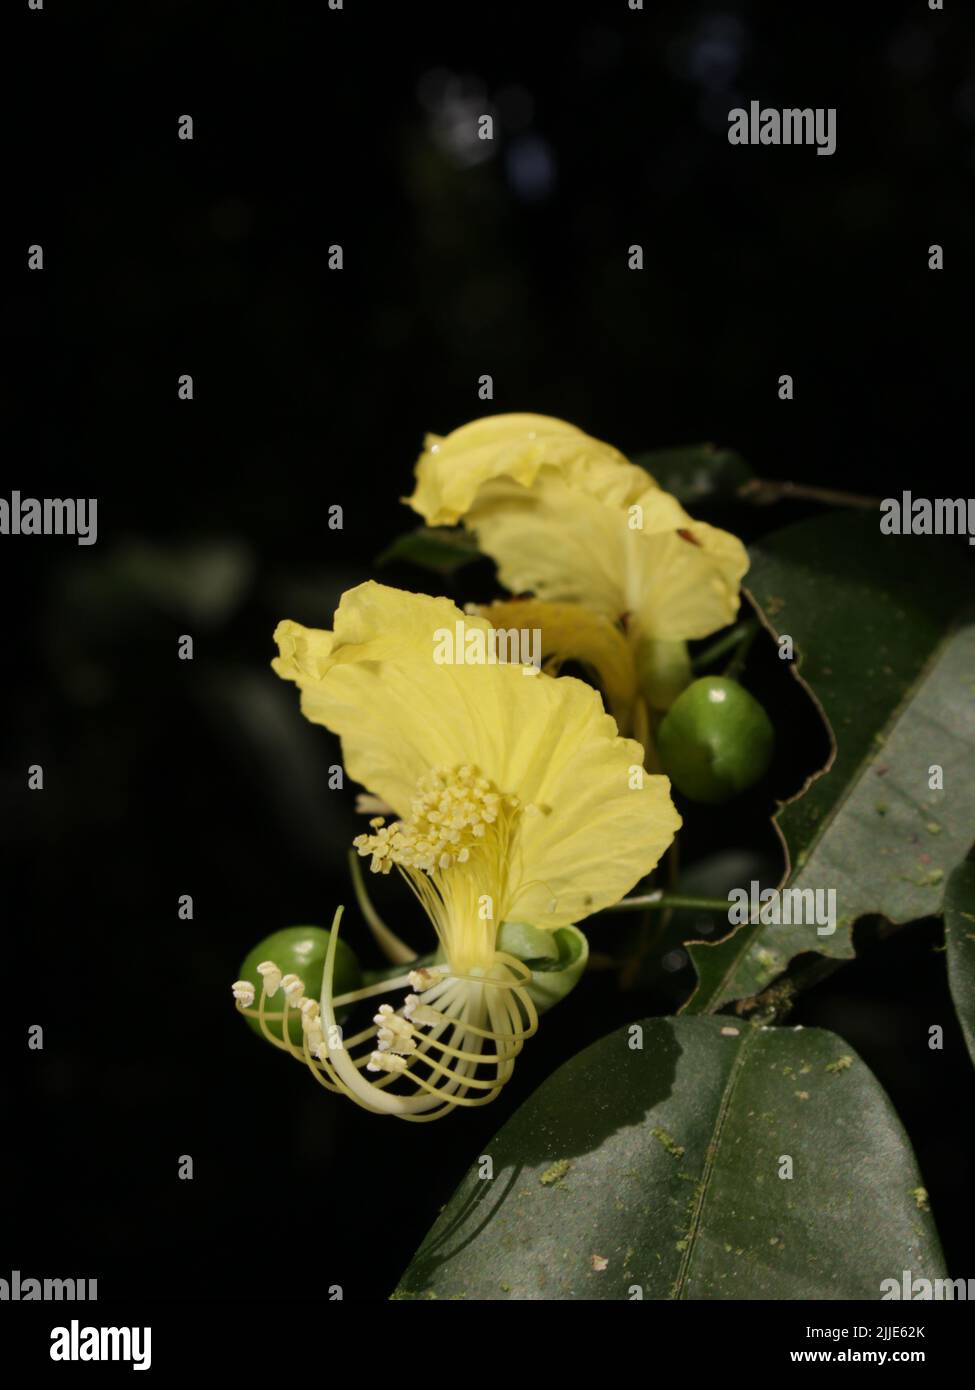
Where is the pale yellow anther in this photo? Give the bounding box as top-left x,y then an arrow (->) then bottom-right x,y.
256,961 -> 282,997
366,1051 -> 409,1074
280,973 -> 305,1004
373,1009 -> 411,1038
232,980 -> 255,1008
376,1018 -> 412,1052
353,764 -> 519,878
408,1002 -> 446,1028
409,966 -> 447,991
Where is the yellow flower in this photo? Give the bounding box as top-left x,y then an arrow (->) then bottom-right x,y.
238,581 -> 680,1121
406,414 -> 749,724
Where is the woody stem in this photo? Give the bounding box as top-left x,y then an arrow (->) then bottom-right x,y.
739,479 -> 881,509
607,892 -> 730,914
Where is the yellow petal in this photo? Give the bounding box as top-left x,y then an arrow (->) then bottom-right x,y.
272,620 -> 335,681
470,468 -> 749,640
627,491 -> 749,639
273,582 -> 679,929
477,597 -> 638,730
405,413 -> 645,527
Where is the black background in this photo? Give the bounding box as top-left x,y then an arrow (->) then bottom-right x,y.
4,0 -> 974,1301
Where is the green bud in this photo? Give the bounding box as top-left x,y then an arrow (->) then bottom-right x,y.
657,676 -> 774,804
239,925 -> 362,1046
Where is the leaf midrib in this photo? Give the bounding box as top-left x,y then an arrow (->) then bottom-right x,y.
671,1025 -> 758,1299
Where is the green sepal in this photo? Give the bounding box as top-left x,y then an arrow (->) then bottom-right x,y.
498,921 -> 589,1014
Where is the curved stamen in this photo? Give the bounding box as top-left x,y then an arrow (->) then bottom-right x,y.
234,751 -> 561,1121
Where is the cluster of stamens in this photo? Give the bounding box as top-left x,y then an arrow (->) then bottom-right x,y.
366,965 -> 451,1073
231,763 -> 539,1119
353,765 -> 517,875
230,926 -> 537,1120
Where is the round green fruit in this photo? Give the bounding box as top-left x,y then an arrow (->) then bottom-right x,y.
238,925 -> 362,1046
657,677 -> 774,805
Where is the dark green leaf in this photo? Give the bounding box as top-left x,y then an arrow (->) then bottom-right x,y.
376,526 -> 482,576
393,1016 -> 945,1300
686,512 -> 975,1013
945,859 -> 975,1068
633,444 -> 752,507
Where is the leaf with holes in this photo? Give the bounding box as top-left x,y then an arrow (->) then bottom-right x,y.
685,511 -> 975,1014
945,859 -> 975,1069
392,1016 -> 945,1300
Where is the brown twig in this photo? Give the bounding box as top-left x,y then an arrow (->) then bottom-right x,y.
739,479 -> 881,510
